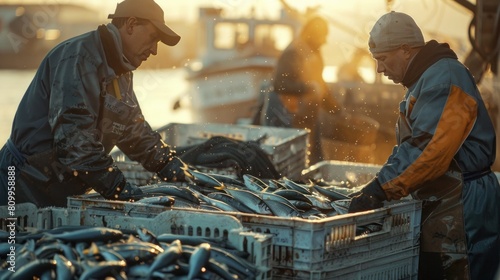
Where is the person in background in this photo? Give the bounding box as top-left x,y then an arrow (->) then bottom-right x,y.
336,47 -> 369,83
0,0 -> 190,207
348,11 -> 500,279
260,16 -> 340,164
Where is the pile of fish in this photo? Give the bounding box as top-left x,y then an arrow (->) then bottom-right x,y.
131,170 -> 360,220
0,226 -> 261,279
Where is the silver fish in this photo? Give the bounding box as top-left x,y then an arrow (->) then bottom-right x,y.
54,254 -> 75,280
259,192 -> 299,211
148,239 -> 183,278
243,174 -> 268,192
226,188 -> 272,215
192,189 -> 239,212
136,195 -> 175,207
273,189 -> 312,204
283,178 -> 313,194
263,199 -> 302,218
10,259 -> 57,280
188,243 -> 211,279
79,260 -> 127,280
268,179 -> 286,191
312,185 -> 350,201
45,227 -> 123,243
305,194 -> 333,210
188,169 -> 225,189
144,184 -> 200,204
207,192 -> 256,213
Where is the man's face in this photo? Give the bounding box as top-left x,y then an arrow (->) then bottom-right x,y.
371,47 -> 410,84
121,18 -> 161,67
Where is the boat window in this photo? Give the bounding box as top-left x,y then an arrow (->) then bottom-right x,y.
255,24 -> 293,51
214,22 -> 249,50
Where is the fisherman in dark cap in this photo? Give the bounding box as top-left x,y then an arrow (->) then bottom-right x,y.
348,11 -> 500,280
0,0 -> 190,207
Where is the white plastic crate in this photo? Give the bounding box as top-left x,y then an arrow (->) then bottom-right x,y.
66,191 -> 421,279
112,122 -> 309,180
0,202 -> 40,232
237,200 -> 421,278
114,161 -> 157,185
274,247 -> 419,280
0,201 -> 273,280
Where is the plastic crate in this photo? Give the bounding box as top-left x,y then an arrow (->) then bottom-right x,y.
66,191 -> 421,279
301,160 -> 382,188
237,200 -> 421,279
65,199 -> 273,279
0,202 -> 41,232
114,161 -> 158,185
274,247 -> 419,280
0,201 -> 273,280
112,123 -> 309,180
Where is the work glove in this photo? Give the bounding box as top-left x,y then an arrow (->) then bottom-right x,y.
116,182 -> 144,201
348,177 -> 387,213
157,156 -> 190,182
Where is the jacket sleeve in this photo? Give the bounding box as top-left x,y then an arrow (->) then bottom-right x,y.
378,84 -> 477,200
48,49 -> 125,198
116,116 -> 174,173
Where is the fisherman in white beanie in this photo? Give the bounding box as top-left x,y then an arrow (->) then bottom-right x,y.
349,11 -> 500,280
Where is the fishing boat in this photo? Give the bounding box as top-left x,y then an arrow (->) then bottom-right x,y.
184,6 -> 300,124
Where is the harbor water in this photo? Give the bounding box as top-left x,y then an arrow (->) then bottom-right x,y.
0,68 -> 193,145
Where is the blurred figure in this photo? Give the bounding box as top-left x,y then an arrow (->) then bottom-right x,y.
348,11 -> 500,280
0,0 -> 190,207
337,47 -> 369,83
259,16 -> 340,164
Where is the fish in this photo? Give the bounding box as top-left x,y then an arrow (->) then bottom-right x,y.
208,173 -> 246,188
242,174 -> 268,192
104,242 -> 163,264
136,227 -> 160,245
54,254 -> 76,280
289,200 -> 313,211
282,178 -> 313,194
9,259 -> 56,280
79,260 -> 127,280
206,258 -> 239,280
135,195 -> 176,207
200,204 -> 225,211
312,185 -> 350,201
225,188 -> 272,215
263,199 -> 302,218
267,179 -> 286,191
148,239 -> 183,278
192,189 -> 239,212
99,247 -> 125,262
171,197 -> 201,209
207,192 -> 256,213
208,246 -> 258,279
45,227 -> 123,243
34,242 -> 78,260
144,184 -> 200,204
273,189 -> 312,204
187,243 -> 211,279
188,169 -> 225,189
305,194 -> 333,210
259,192 -> 299,211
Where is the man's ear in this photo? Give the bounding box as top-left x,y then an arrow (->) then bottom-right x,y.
401,44 -> 413,59
125,17 -> 138,34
